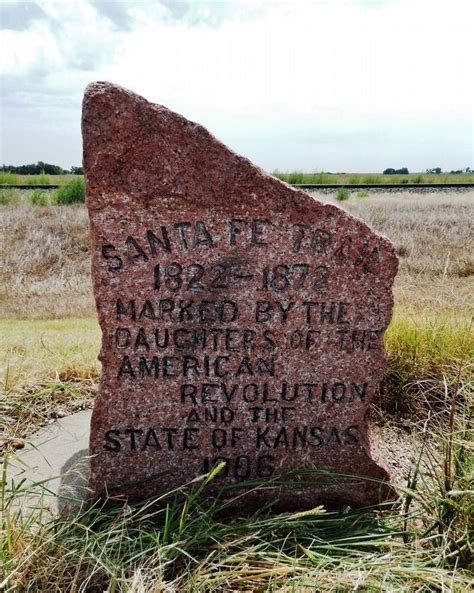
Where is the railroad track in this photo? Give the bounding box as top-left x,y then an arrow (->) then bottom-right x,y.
0,184 -> 63,190
1,183 -> 473,190
293,183 -> 474,190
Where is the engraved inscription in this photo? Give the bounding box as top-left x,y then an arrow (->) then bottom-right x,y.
98,217 -> 384,480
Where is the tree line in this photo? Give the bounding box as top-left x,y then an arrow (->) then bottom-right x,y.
0,162 -> 83,175
384,167 -> 472,175
2,162 -> 471,177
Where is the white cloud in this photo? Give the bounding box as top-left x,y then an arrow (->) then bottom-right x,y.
1,0 -> 472,170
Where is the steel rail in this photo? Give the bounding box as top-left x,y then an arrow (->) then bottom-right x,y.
292,183 -> 474,190
0,184 -> 62,189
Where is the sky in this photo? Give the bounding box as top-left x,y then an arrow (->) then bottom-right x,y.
0,0 -> 472,173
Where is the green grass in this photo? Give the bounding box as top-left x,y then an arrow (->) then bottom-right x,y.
0,174 -> 82,187
3,173 -> 473,189
0,172 -> 20,185
28,189 -> 50,206
362,174 -> 383,185
19,174 -> 78,185
25,174 -> 51,186
1,318 -> 100,391
53,178 -> 85,204
0,184 -> 85,208
335,187 -> 350,201
273,172 -> 474,185
356,189 -> 369,198
273,171 -> 338,185
381,313 -> 473,415
0,189 -> 21,206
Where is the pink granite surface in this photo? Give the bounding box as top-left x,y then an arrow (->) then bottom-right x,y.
83,82 -> 398,510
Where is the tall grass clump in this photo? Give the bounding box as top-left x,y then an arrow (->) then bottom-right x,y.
0,189 -> 13,205
54,178 -> 85,204
362,174 -> 382,184
381,313 -> 473,414
335,187 -> 350,201
26,174 -> 51,185
0,189 -> 21,206
28,189 -> 50,206
0,172 -> 19,185
309,172 -> 337,184
273,171 -> 338,185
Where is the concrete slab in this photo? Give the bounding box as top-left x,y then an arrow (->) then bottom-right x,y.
5,410 -> 92,513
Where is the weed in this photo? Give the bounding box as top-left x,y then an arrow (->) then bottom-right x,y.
0,190 -> 13,205
281,170 -> 304,184
54,178 -> 85,204
26,174 -> 51,186
272,172 -> 473,186
335,187 -> 350,201
0,189 -> 20,206
380,313 -> 473,415
396,244 -> 409,257
28,190 -> 49,206
274,172 -> 337,185
356,189 -> 369,197
311,172 -> 338,184
0,172 -> 19,185
362,174 -> 382,184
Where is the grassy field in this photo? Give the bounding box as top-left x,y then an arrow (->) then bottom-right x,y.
1,191 -> 473,591
1,171 -> 473,187
0,173 -> 78,186
274,171 -> 474,185
0,180 -> 85,208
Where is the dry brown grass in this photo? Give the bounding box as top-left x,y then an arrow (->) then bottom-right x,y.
1,191 -> 473,318
0,205 -> 94,318
0,378 -> 96,453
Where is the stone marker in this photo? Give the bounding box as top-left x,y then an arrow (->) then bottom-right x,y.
83,82 -> 398,509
